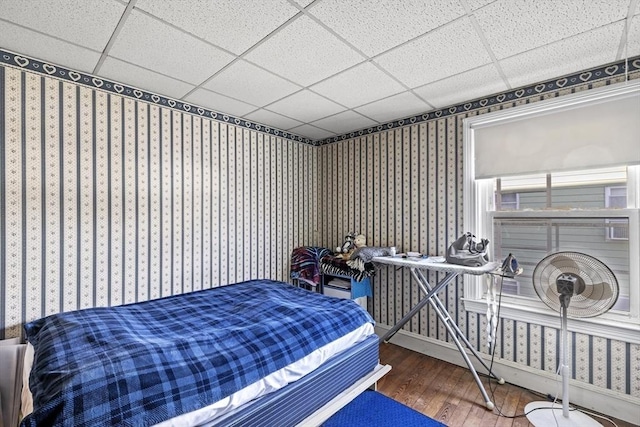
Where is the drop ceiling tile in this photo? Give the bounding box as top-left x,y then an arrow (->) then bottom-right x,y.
414,64 -> 508,109
354,91 -> 430,123
135,0 -> 298,55
308,0 -> 466,56
0,0 -> 126,51
474,0 -> 629,60
244,109 -> 303,131
203,60 -> 301,106
500,22 -> 624,90
266,90 -> 346,123
627,14 -> 640,57
108,10 -> 235,85
465,0 -> 496,11
99,57 -> 195,99
244,15 -> 364,86
291,0 -> 315,7
310,110 -> 377,134
310,62 -> 405,108
375,17 -> 492,88
183,88 -> 257,118
0,21 -> 101,73
288,124 -> 336,140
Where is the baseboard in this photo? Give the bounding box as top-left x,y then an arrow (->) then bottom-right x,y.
375,324 -> 640,425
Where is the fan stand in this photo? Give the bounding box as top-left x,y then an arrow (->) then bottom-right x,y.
525,301 -> 602,427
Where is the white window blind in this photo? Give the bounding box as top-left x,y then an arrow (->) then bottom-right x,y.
469,81 -> 640,179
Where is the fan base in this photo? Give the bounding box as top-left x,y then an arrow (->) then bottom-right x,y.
525,402 -> 602,427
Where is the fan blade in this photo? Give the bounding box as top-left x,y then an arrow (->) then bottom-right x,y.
534,251 -> 619,317
580,282 -> 614,300
548,254 -> 580,272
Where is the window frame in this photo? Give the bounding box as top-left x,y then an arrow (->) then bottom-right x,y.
462,93 -> 640,344
463,178 -> 640,343
606,185 -> 628,208
496,191 -> 519,210
605,185 -> 630,241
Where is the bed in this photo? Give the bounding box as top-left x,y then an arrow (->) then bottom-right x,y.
18,280 -> 389,427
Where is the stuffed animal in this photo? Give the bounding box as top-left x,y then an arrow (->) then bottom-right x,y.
354,234 -> 367,248
341,232 -> 356,254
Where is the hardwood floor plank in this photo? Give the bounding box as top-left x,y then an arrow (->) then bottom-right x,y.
378,349 -> 424,400
463,400 -> 493,426
494,386 -> 524,427
434,402 -> 457,425
512,391 -> 535,427
440,372 -> 483,426
395,351 -> 443,408
418,365 -> 467,416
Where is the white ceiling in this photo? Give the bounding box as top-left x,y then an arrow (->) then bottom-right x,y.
1,0 -> 639,141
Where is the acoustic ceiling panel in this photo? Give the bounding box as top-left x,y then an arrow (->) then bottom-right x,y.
310,61 -> 406,109
203,60 -> 301,106
244,15 -> 365,87
108,11 -> 235,85
0,0 -> 637,140
135,0 -> 299,55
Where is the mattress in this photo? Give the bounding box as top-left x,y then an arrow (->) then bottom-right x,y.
149,323 -> 374,426
22,323 -> 375,426
20,280 -> 376,426
213,333 -> 381,427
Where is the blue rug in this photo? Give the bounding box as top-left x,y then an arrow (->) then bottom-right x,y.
322,391 -> 446,426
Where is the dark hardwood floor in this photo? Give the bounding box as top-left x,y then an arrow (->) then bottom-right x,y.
376,343 -> 638,427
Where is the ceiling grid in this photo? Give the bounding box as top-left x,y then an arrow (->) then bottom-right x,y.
0,0 -> 638,141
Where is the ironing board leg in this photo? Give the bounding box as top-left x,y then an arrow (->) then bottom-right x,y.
379,272 -> 457,344
412,268 -> 502,409
414,269 -> 503,383
426,295 -> 495,409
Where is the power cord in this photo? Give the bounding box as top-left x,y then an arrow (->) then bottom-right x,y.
485,272 -> 529,419
577,408 -> 619,427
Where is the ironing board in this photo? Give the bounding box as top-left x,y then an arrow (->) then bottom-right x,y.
372,255 -> 504,410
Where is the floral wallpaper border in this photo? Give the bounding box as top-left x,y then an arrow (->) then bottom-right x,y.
2,48 -> 639,147
317,56 -> 640,145
0,48 -> 313,145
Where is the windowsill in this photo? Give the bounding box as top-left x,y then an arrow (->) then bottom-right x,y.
462,297 -> 640,344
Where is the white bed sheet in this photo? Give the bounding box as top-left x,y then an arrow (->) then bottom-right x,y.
21,323 -> 374,427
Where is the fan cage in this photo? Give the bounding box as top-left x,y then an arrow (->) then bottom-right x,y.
532,251 -> 619,317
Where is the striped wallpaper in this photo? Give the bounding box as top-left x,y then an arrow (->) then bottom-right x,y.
0,64 -> 318,339
316,75 -> 640,398
1,54 -> 639,402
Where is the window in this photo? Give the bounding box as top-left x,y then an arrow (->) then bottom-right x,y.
466,166 -> 639,340
606,218 -> 629,240
606,186 -> 628,208
606,186 -> 630,241
462,81 -> 640,342
491,168 -> 632,312
496,192 -> 519,210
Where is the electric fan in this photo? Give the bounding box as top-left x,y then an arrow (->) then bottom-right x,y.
525,252 -> 619,427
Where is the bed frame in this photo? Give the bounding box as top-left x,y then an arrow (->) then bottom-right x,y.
210,334 -> 389,426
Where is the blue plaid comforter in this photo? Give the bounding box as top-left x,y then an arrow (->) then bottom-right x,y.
22,280 -> 374,427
